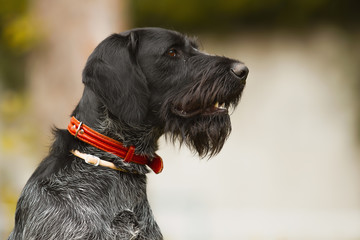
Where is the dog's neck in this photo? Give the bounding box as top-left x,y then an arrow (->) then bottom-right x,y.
72,88 -> 162,157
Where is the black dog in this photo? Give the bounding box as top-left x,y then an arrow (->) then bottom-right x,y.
9,27 -> 248,239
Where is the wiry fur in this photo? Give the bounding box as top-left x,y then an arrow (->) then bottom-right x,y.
9,27 -> 248,239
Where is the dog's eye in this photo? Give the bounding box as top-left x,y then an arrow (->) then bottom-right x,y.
167,48 -> 178,57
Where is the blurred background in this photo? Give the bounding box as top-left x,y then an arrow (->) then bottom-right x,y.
1,0 -> 360,239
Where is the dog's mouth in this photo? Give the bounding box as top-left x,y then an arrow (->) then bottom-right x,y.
169,73 -> 246,118
172,101 -> 230,118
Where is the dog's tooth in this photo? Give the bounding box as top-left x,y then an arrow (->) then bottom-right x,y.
214,102 -> 219,108
215,102 -> 227,110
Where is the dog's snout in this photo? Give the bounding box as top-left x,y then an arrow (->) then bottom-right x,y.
231,63 -> 249,80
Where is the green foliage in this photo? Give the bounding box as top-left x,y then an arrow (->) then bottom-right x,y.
131,0 -> 360,32
0,0 -> 28,21
0,0 -> 39,91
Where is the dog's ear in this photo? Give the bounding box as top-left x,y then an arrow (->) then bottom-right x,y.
82,32 -> 149,124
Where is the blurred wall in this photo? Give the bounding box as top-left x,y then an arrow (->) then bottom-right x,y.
28,0 -> 128,139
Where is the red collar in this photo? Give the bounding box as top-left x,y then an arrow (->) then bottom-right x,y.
67,116 -> 163,174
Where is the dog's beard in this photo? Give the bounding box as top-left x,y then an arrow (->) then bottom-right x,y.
159,55 -> 245,157
164,114 -> 231,157
161,79 -> 241,157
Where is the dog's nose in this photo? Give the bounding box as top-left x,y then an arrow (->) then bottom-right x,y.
231,63 -> 249,80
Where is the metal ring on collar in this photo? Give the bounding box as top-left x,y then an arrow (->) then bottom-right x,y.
74,122 -> 83,138
84,154 -> 100,167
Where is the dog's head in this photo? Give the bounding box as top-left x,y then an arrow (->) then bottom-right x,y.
82,27 -> 248,157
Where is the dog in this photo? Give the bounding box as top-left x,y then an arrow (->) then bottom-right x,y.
8,27 -> 248,240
